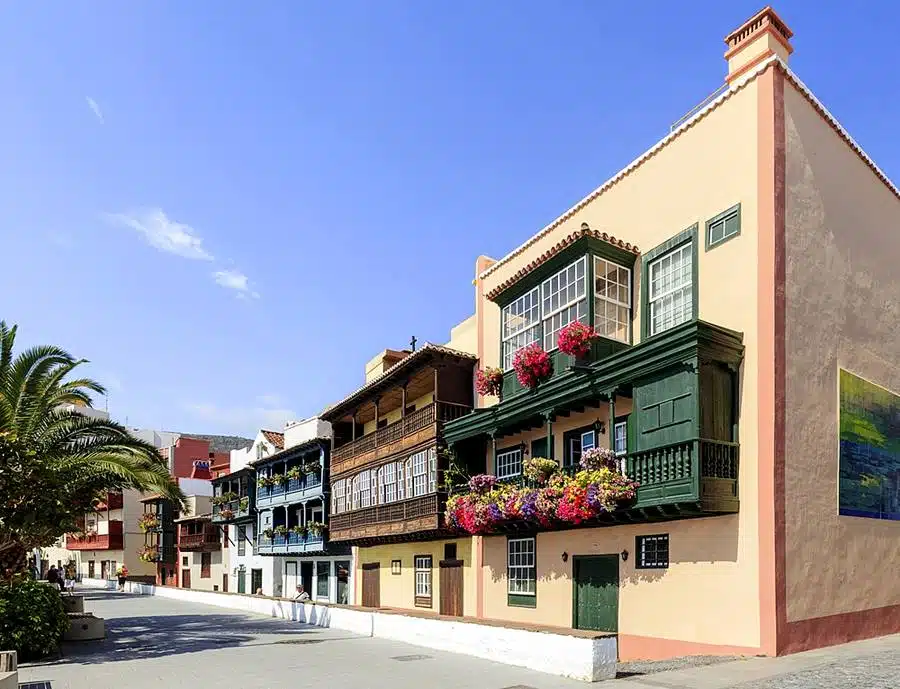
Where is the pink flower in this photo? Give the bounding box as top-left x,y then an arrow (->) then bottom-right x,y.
513,344 -> 553,389
557,322 -> 598,358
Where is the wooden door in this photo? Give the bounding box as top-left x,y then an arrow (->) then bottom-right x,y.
237,570 -> 246,594
300,562 -> 313,595
181,569 -> 191,589
101,561 -> 108,580
284,561 -> 298,597
439,559 -> 464,616
573,555 -> 618,632
88,561 -> 95,579
361,563 -> 380,608
251,568 -> 263,595
222,573 -> 228,593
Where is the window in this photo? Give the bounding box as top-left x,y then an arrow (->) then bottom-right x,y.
614,421 -> 627,456
396,461 -> 407,500
507,538 -> 536,604
379,463 -> 397,504
706,204 -> 741,250
594,257 -> 631,343
410,449 -> 433,497
355,471 -> 371,508
496,448 -> 523,479
444,543 -> 457,561
256,443 -> 268,460
541,256 -> 587,351
316,561 -> 330,598
501,287 -> 541,370
237,525 -> 246,556
636,534 -> 669,569
391,559 -> 402,575
414,555 -> 432,606
648,243 -> 693,336
332,479 -> 346,514
201,552 -> 211,578
566,429 -> 595,468
182,555 -> 188,567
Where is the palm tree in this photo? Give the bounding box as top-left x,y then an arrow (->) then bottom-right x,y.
0,320 -> 186,576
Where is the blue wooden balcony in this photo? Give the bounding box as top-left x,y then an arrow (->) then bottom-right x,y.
257,473 -> 323,508
257,532 -> 326,555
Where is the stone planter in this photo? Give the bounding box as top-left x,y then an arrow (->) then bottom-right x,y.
0,651 -> 17,689
62,594 -> 84,613
63,613 -> 106,641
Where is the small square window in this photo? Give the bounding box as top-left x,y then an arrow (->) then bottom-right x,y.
391,559 -> 401,575
636,534 -> 669,569
444,543 -> 457,561
706,204 -> 741,250
182,556 -> 189,567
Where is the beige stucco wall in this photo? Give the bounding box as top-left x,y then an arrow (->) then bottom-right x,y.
481,515 -> 753,646
783,83 -> 900,622
179,548 -> 227,592
471,80 -> 765,647
446,314 -> 478,356
355,538 -> 475,617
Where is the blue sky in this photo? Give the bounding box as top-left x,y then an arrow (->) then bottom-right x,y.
1,2 -> 898,436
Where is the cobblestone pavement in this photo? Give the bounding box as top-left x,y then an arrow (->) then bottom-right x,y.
17,589 -> 900,689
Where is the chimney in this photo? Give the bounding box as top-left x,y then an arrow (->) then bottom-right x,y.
724,7 -> 793,84
190,460 -> 211,480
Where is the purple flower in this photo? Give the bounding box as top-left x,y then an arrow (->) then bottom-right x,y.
468,474 -> 499,495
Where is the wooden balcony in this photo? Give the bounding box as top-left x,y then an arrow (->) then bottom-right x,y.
67,520 -> 124,550
331,402 -> 469,476
328,493 -> 444,544
178,529 -> 221,551
257,532 -> 326,555
212,497 -> 252,523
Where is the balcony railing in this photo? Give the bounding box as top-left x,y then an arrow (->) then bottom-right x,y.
332,402 -> 469,470
67,532 -> 124,550
178,531 -> 221,551
257,532 -> 325,554
328,493 -> 443,541
212,498 -> 251,523
256,473 -> 323,506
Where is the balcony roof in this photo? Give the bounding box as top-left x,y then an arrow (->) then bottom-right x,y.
248,435 -> 329,468
211,465 -> 255,482
174,513 -> 213,523
321,344 -> 477,422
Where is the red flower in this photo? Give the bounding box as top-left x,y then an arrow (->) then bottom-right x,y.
475,367 -> 504,397
513,344 -> 553,389
557,321 -> 598,358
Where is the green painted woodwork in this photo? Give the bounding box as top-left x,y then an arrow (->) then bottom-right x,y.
494,237 -> 638,306
237,570 -> 246,594
501,336 -> 630,399
700,364 -> 737,441
573,555 -> 619,632
632,365 -> 698,451
640,224 -> 699,341
530,436 -> 554,460
507,593 -> 537,608
705,203 -> 742,251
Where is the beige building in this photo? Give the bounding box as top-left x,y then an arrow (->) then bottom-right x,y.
338,7 -> 900,661
175,495 -> 229,592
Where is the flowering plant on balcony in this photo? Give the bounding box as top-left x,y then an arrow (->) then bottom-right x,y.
522,456 -> 559,484
580,447 -> 618,472
467,474 -> 498,495
239,497 -> 249,511
138,513 -> 159,532
286,466 -> 302,481
274,525 -> 289,536
475,367 -> 504,397
291,524 -> 308,537
446,467 -> 638,534
218,508 -> 235,520
302,460 -> 320,475
557,321 -> 598,358
512,344 -> 553,389
138,545 -> 160,563
306,521 -> 325,537
271,473 -> 286,486
263,528 -> 275,539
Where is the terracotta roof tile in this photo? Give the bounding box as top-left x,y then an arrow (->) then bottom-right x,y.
261,430 -> 284,449
484,224 -> 639,301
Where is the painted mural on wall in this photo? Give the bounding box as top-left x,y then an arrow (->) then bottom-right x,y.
838,369 -> 900,520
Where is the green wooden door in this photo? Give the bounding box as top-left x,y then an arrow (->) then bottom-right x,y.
237,570 -> 246,594
573,555 -> 619,632
531,436 -> 554,460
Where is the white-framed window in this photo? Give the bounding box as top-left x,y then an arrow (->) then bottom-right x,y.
501,287 -> 541,370
332,479 -> 346,514
370,470 -> 379,505
614,421 -> 627,456
411,450 -> 428,497
379,463 -> 397,504
580,431 -> 596,452
356,470 -> 372,508
414,555 -> 432,603
496,448 -> 523,479
541,256 -> 587,351
507,538 -> 536,595
428,447 -> 437,493
649,243 -> 693,336
396,461 -> 407,501
594,256 -> 631,343
636,534 -> 669,569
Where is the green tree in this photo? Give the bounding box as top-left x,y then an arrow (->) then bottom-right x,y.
0,320 -> 185,578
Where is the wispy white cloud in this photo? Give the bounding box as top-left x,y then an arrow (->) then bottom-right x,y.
185,401 -> 296,435
213,269 -> 259,299
86,96 -> 104,123
105,208 -> 214,261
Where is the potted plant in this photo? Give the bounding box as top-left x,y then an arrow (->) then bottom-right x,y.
467,474 -> 498,495
263,528 -> 275,540
580,447 -> 618,472
291,524 -> 308,538
239,496 -> 249,511
218,508 -> 235,520
302,460 -> 320,475
274,525 -> 289,538
138,545 -> 159,563
475,367 -> 504,398
257,476 -> 270,489
557,321 -> 598,359
286,466 -> 302,481
523,456 -> 559,484
138,513 -> 159,532
306,521 -> 325,537
512,343 -> 553,389
271,473 -> 286,486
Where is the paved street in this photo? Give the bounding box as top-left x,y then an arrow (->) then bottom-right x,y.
17,589 -> 900,689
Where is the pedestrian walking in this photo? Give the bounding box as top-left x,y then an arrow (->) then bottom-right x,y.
116,564 -> 128,591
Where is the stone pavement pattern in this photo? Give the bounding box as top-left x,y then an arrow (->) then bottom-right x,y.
17,590 -> 900,689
